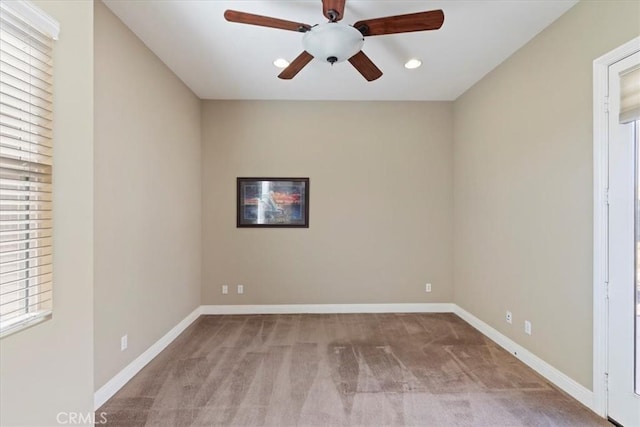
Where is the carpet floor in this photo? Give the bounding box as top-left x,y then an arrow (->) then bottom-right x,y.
98,313 -> 608,427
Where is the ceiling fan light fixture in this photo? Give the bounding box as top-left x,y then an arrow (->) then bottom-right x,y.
273,58 -> 290,69
404,58 -> 422,69
302,22 -> 364,65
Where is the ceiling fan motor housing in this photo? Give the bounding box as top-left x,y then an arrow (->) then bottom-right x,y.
302,22 -> 364,64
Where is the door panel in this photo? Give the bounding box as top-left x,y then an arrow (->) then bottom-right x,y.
608,51 -> 640,427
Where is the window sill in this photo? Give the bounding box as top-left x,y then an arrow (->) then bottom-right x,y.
0,311 -> 52,339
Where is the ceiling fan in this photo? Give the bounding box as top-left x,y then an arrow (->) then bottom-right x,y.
224,0 -> 444,82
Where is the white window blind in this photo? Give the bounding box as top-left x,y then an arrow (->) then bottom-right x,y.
0,1 -> 57,337
620,65 -> 640,124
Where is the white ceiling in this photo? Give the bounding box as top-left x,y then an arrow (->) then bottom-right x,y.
103,0 -> 577,101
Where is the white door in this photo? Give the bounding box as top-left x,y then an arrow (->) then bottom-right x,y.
608,51 -> 640,427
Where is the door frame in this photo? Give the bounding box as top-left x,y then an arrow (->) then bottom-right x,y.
593,35 -> 640,418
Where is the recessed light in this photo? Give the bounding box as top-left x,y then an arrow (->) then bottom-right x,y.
404,58 -> 422,69
273,58 -> 290,69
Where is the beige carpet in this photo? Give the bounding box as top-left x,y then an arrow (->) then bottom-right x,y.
99,313 -> 607,426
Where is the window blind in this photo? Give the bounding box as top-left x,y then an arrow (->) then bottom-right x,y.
620,65 -> 640,124
0,1 -> 56,337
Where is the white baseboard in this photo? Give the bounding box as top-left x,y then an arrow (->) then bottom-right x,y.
93,306 -> 202,410
200,303 -> 456,315
94,302 -> 595,415
453,305 -> 594,411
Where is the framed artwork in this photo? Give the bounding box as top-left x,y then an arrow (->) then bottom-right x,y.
237,177 -> 309,228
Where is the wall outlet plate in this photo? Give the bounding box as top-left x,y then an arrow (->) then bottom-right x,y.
237,284 -> 244,294
222,285 -> 228,295
425,283 -> 432,292
524,320 -> 532,335
120,334 -> 128,351
506,311 -> 512,324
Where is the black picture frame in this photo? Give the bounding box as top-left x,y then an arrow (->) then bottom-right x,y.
237,177 -> 310,228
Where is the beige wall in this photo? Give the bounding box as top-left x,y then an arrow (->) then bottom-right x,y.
0,1 -> 95,425
453,0 -> 640,389
202,101 -> 453,305
94,1 -> 201,389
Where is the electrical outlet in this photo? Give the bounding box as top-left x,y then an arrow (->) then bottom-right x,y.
425,283 -> 432,292
222,285 -> 228,295
237,284 -> 244,294
506,311 -> 512,324
524,320 -> 532,335
121,334 -> 128,351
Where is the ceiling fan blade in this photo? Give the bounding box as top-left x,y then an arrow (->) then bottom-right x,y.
354,10 -> 444,36
224,10 -> 311,32
322,0 -> 346,22
348,51 -> 382,82
278,51 -> 314,80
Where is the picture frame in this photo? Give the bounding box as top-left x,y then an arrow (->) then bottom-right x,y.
237,177 -> 310,228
